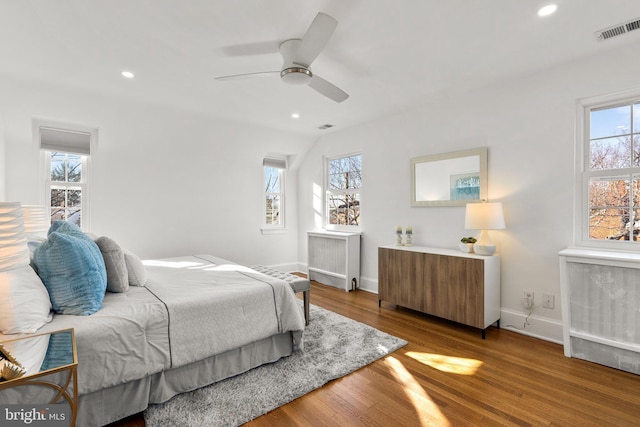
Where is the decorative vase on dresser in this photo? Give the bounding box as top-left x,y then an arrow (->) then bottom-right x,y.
378,245 -> 500,339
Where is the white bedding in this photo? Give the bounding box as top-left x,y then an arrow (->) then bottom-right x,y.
38,286 -> 169,394
144,255 -> 305,368
0,254 -> 304,404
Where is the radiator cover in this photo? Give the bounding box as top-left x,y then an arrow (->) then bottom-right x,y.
559,248 -> 640,375
307,231 -> 361,292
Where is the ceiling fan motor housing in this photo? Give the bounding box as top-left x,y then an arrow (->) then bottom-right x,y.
281,67 -> 313,85
279,39 -> 313,85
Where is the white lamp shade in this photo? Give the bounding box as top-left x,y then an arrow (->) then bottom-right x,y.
0,202 -> 30,272
465,202 -> 505,230
21,205 -> 50,238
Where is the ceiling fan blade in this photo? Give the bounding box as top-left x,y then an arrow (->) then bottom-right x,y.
308,75 -> 349,103
295,12 -> 338,67
215,71 -> 279,81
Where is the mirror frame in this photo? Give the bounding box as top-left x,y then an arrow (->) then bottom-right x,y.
410,147 -> 487,207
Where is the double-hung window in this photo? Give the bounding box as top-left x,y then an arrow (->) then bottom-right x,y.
36,121 -> 96,231
578,95 -> 640,246
326,153 -> 362,228
263,157 -> 286,230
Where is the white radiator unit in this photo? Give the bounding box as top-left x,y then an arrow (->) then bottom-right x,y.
559,248 -> 640,375
307,231 -> 361,292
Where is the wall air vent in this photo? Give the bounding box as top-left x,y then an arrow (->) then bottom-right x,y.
318,124 -> 334,130
595,18 -> 640,41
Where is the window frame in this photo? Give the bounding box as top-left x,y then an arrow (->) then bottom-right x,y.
262,157 -> 286,233
575,90 -> 640,250
44,151 -> 89,229
34,119 -> 97,232
324,152 -> 362,231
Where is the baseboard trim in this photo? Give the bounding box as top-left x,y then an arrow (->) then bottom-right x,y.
500,308 -> 563,344
357,275 -> 377,293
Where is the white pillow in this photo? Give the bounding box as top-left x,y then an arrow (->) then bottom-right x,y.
124,249 -> 147,286
0,265 -> 53,334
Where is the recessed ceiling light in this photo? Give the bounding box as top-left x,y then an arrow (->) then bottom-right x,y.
537,4 -> 557,17
121,71 -> 135,79
291,113 -> 300,119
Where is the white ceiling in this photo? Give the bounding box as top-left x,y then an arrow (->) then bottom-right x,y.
1,0 -> 639,136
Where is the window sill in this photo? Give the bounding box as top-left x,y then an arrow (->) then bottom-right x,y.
261,228 -> 287,235
560,246 -> 640,264
324,225 -> 362,233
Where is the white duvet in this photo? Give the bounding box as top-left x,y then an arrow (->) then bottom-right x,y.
143,255 -> 305,368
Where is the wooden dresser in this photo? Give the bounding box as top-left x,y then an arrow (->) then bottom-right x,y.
378,245 -> 500,338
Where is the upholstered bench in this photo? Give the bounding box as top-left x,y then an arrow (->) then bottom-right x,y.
251,265 -> 310,325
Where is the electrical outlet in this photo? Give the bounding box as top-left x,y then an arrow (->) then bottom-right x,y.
524,291 -> 534,309
543,293 -> 555,309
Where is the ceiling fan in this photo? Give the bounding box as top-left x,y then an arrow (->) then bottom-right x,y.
215,12 -> 349,103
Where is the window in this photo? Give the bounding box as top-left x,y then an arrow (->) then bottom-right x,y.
46,152 -> 87,227
263,157 -> 286,229
326,153 -> 362,228
579,96 -> 640,245
35,120 -> 96,231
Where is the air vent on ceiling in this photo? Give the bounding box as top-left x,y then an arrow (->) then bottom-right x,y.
318,124 -> 334,130
595,17 -> 640,41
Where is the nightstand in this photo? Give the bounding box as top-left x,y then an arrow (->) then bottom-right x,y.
0,328 -> 78,427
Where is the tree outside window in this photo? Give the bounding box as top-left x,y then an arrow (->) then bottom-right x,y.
587,101 -> 640,241
48,152 -> 85,227
263,158 -> 285,229
327,154 -> 362,227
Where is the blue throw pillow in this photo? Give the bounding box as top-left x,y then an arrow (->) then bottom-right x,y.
33,222 -> 107,315
47,220 -> 83,237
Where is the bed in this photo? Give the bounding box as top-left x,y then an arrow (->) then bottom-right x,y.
0,254 -> 306,426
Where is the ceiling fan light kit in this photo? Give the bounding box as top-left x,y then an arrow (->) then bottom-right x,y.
215,12 -> 348,103
280,67 -> 313,85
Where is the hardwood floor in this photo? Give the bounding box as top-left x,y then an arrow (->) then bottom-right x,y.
110,281 -> 640,427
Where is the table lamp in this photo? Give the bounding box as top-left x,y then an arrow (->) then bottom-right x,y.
465,202 -> 505,256
21,205 -> 50,238
0,202 -> 30,271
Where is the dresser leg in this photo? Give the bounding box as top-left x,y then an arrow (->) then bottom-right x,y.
378,299 -> 381,307
482,329 -> 486,340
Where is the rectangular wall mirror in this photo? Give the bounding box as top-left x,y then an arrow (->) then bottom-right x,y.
410,147 -> 487,206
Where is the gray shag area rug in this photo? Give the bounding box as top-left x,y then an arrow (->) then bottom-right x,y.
144,303 -> 407,426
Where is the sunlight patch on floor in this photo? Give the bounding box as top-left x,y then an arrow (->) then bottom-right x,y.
406,352 -> 483,375
385,356 -> 451,427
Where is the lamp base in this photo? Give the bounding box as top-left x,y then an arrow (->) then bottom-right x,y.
473,243 -> 496,256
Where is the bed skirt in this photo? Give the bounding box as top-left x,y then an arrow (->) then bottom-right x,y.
0,332 -> 294,427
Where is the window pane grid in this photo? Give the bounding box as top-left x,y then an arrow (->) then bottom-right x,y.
265,195 -> 280,225
587,101 -> 640,242
50,152 -> 83,183
50,187 -> 82,227
47,152 -> 85,228
327,193 -> 361,226
326,154 -> 362,227
263,165 -> 284,227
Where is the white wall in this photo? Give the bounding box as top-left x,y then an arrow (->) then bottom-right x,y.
297,44 -> 640,343
0,76 -> 314,268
